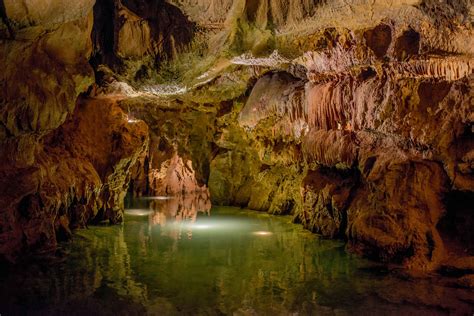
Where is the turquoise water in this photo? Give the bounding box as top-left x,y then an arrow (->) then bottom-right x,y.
1,196 -> 473,315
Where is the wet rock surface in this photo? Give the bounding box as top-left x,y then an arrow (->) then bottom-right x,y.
0,0 -> 473,281
0,96 -> 148,262
199,1 -> 474,271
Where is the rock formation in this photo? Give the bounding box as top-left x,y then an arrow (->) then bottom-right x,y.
203,0 -> 473,272
0,95 -> 148,262
0,1 -> 148,262
0,0 -> 473,278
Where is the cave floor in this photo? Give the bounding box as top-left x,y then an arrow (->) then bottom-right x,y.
1,197 -> 473,315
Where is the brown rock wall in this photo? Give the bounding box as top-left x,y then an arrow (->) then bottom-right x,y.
90,0 -> 194,82
210,18 -> 473,269
0,97 -> 148,262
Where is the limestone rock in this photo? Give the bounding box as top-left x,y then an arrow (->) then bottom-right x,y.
0,97 -> 148,262
206,7 -> 473,270
91,0 -> 194,81
123,98 -> 215,197
1,0 -> 473,272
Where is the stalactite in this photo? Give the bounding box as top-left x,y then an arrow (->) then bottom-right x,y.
301,44 -> 362,76
306,80 -> 353,131
302,129 -> 357,167
391,58 -> 474,81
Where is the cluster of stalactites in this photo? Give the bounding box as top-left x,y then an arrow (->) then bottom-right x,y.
299,44 -> 363,78
391,58 -> 474,81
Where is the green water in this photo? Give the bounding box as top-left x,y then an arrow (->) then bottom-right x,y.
1,196 -> 473,315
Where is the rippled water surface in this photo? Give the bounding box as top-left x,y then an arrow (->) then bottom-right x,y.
1,196 -> 473,315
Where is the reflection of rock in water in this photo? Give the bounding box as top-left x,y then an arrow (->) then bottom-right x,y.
2,207 -> 473,315
0,225 -> 149,314
148,192 -> 211,240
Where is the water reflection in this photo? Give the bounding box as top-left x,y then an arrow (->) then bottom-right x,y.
126,192 -> 211,240
1,200 -> 473,315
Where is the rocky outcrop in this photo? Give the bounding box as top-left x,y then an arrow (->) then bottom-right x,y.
208,14 -> 474,270
91,0 -> 195,83
122,97 -> 215,197
131,146 -> 209,196
0,96 -> 148,262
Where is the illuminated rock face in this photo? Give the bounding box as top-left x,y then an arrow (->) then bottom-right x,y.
0,97 -> 148,262
90,0 -> 194,81
212,39 -> 473,269
0,0 -> 473,271
146,151 -> 208,195
206,2 -> 474,270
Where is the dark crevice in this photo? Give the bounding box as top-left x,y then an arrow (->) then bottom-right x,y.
0,0 -> 14,39
364,23 -> 392,59
438,191 -> 474,256
394,28 -> 420,61
90,0 -> 123,73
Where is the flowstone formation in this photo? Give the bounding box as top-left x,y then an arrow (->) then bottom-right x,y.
121,0 -> 473,272
0,0 -> 473,280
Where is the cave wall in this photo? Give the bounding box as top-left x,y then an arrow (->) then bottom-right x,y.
90,0 -> 195,83
207,11 -> 474,270
0,0 -> 473,272
0,0 -> 200,262
0,1 -> 150,262
0,0 -> 93,261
